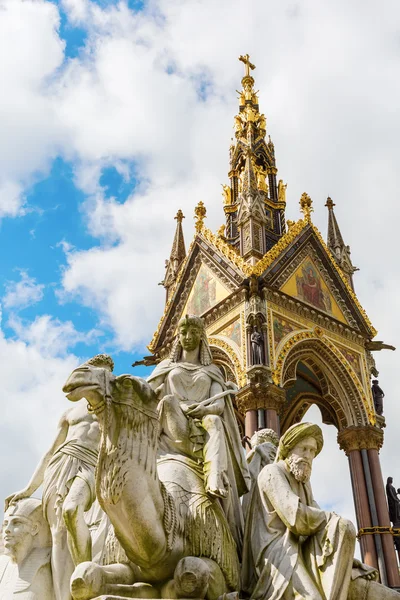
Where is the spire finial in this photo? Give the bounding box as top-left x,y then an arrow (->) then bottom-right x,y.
175,209 -> 185,223
194,201 -> 207,232
300,192 -> 313,221
239,54 -> 256,78
325,197 -> 336,210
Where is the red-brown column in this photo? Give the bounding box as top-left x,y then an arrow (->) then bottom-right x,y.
348,449 -> 378,568
265,409 -> 280,436
245,410 -> 258,439
368,448 -> 400,587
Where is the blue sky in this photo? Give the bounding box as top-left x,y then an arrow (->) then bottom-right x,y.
0,1 -> 153,377
1,0 -> 400,536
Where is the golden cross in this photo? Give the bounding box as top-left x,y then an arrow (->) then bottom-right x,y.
239,54 -> 256,77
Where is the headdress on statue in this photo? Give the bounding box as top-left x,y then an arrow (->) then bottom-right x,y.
85,353 -> 114,372
275,422 -> 323,462
5,498 -> 51,546
170,314 -> 213,366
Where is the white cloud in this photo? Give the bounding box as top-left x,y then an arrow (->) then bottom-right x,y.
2,0 -> 400,548
8,313 -> 100,357
0,0 -> 65,212
0,311 -> 80,507
3,271 -> 44,309
0,181 -> 25,219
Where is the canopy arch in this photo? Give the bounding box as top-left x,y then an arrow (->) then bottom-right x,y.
273,329 -> 373,431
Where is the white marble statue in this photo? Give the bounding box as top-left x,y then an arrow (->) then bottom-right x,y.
0,498 -> 54,599
5,357 -> 105,600
242,422 -> 398,600
147,314 -> 250,548
62,340 -> 248,600
242,429 -> 279,522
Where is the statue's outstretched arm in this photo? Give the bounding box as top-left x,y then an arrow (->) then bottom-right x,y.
4,412 -> 69,511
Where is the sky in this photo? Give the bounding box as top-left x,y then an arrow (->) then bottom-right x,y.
1,0 -> 400,556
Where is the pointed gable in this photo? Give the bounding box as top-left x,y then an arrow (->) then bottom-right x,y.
255,219 -> 376,337
148,229 -> 247,353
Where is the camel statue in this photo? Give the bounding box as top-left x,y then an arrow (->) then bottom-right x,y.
62,356 -> 240,600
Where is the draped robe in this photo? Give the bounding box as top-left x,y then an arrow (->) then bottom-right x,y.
148,359 -> 250,551
243,460 -> 356,600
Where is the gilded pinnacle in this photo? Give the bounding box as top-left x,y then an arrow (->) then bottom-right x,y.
194,201 -> 207,232
299,192 -> 313,221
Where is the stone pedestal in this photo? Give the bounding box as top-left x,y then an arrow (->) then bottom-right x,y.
236,367 -> 285,441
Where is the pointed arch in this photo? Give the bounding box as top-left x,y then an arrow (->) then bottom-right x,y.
273,328 -> 374,431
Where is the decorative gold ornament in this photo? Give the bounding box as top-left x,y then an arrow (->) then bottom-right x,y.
217,224 -> 226,238
194,201 -> 207,232
252,219 -> 308,277
221,184 -> 232,205
201,227 -> 253,276
239,53 -> 256,78
299,192 -> 313,221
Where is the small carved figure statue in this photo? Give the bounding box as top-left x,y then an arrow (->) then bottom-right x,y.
257,113 -> 266,131
386,477 -> 400,526
244,104 -> 257,123
0,499 -> 54,599
278,179 -> 287,203
221,184 -> 232,205
372,379 -> 384,415
242,429 -> 279,520
255,164 -> 268,193
234,114 -> 243,135
251,326 -> 264,365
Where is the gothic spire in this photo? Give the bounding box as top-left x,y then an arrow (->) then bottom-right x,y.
325,197 -> 358,290
222,54 -> 287,258
160,210 -> 186,302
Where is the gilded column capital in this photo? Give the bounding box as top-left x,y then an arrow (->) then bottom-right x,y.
337,425 -> 384,456
236,370 -> 286,415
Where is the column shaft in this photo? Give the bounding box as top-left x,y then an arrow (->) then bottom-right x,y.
245,410 -> 258,439
265,409 -> 280,435
348,450 -> 378,569
368,448 -> 400,587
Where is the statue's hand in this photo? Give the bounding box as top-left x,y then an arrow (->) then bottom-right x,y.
186,404 -> 208,418
4,489 -> 31,512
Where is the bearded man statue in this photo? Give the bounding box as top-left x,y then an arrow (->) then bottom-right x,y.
242,422 -> 397,600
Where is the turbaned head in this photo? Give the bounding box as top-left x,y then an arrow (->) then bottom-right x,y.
276,422 -> 324,483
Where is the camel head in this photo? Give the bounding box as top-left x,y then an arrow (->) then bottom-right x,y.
63,354 -> 114,410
